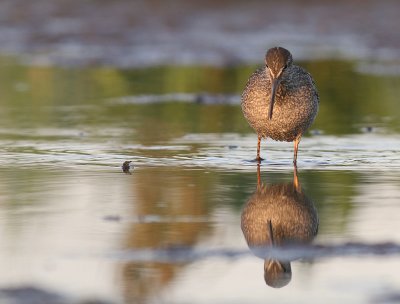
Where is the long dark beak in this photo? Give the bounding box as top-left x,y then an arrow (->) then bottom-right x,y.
268,77 -> 280,120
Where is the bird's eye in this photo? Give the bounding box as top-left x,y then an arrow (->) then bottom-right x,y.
284,64 -> 288,69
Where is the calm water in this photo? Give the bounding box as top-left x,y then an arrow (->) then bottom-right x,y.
0,57 -> 400,303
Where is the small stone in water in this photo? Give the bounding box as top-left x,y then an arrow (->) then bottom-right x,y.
122,161 -> 133,174
361,126 -> 374,133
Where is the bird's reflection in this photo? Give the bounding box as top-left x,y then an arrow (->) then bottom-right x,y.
241,164 -> 318,288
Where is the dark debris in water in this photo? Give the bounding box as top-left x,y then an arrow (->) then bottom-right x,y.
0,286 -> 113,304
103,215 -> 122,222
361,126 -> 374,133
121,161 -> 133,174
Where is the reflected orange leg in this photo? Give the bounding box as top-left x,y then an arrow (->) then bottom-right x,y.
293,163 -> 300,192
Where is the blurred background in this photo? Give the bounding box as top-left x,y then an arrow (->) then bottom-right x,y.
0,1 -> 400,304
0,0 -> 399,67
0,0 -> 399,135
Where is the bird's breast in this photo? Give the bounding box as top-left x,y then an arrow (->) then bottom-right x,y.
241,72 -> 318,141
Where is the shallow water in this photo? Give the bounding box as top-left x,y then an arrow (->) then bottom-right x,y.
0,58 -> 400,304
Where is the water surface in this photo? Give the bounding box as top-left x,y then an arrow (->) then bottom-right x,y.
0,58 -> 399,303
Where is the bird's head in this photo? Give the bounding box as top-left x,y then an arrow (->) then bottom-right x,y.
264,259 -> 292,288
265,47 -> 293,120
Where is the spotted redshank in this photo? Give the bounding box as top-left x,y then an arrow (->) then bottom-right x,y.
241,47 -> 319,164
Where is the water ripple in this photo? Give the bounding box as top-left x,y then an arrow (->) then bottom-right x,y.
107,242 -> 400,263
108,93 -> 240,105
1,130 -> 400,172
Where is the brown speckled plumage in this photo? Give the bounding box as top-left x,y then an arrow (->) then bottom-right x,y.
240,165 -> 318,287
241,47 -> 319,163
241,183 -> 318,249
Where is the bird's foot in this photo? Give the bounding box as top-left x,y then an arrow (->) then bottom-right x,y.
254,156 -> 264,163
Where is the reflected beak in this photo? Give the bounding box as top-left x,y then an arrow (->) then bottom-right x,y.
268,76 -> 280,120
265,259 -> 292,277
265,260 -> 286,272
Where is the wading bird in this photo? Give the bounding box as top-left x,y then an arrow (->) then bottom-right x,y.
241,47 -> 319,164
241,164 -> 318,287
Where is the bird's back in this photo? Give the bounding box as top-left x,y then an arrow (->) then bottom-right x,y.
241,65 -> 319,142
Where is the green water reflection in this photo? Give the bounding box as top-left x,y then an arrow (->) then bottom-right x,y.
0,58 -> 399,141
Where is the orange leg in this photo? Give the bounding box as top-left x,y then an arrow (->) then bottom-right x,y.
256,136 -> 264,162
293,135 -> 301,165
